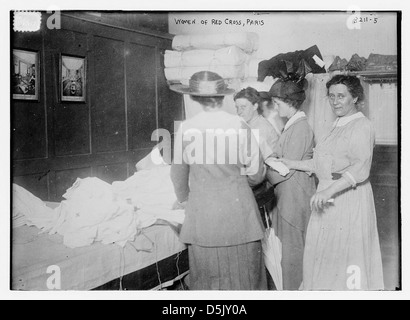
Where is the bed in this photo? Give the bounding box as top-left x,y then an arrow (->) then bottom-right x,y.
12,159 -> 189,291
12,218 -> 188,291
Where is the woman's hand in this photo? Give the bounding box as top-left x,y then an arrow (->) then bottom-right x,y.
276,158 -> 296,170
172,200 -> 187,210
310,189 -> 333,212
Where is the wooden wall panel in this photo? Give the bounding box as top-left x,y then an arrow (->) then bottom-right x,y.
370,145 -> 400,290
44,28 -> 88,56
12,105 -> 47,160
12,13 -> 182,201
374,183 -> 400,290
370,145 -> 398,180
53,104 -> 91,156
93,36 -> 126,153
44,29 -> 91,156
12,30 -> 47,160
13,173 -> 49,201
67,12 -> 170,34
127,42 -> 157,150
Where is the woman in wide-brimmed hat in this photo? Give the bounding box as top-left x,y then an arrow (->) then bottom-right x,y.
169,71 -> 268,290
265,78 -> 316,290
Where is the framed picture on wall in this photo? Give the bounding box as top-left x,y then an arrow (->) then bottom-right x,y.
60,54 -> 86,102
12,49 -> 39,101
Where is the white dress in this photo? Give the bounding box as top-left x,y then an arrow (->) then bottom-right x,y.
302,112 -> 384,290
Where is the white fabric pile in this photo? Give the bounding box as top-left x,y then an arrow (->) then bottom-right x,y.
112,165 -> 185,224
165,32 -> 259,83
48,177 -> 141,248
12,179 -> 143,248
12,149 -> 185,249
12,184 -> 59,229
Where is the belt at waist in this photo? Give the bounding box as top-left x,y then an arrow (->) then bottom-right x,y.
331,173 -> 369,186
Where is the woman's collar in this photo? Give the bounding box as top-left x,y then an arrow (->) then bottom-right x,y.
284,111 -> 306,131
334,112 -> 365,127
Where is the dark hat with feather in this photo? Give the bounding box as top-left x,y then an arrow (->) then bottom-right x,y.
269,78 -> 308,102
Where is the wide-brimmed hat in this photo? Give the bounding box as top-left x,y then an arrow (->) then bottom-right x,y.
169,71 -> 235,96
269,78 -> 307,102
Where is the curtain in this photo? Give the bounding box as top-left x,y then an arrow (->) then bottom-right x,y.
303,73 -> 336,144
367,82 -> 398,145
62,57 -> 83,70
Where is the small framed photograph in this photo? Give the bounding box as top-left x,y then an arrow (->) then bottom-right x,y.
60,54 -> 86,102
12,49 -> 40,101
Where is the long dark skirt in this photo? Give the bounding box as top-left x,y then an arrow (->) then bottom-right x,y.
272,212 -> 306,290
187,241 -> 267,290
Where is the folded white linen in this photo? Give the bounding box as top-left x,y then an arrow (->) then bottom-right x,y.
164,46 -> 249,68
165,64 -> 247,82
172,32 -> 259,53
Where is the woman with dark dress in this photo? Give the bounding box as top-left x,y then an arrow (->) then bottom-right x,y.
266,78 -> 316,290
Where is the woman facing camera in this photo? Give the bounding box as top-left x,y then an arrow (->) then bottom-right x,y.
234,87 -> 280,161
266,78 -> 316,290
169,71 -> 267,290
280,75 -> 384,290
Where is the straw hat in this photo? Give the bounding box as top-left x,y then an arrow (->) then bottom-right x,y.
169,71 -> 235,96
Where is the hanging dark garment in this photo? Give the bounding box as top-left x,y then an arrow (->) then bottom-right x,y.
327,56 -> 349,72
345,53 -> 367,72
257,45 -> 326,82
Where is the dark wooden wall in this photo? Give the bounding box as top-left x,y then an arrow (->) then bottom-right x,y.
370,144 -> 400,290
70,12 -> 170,34
12,12 -> 184,202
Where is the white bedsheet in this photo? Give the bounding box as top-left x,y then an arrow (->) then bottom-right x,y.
12,223 -> 186,290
